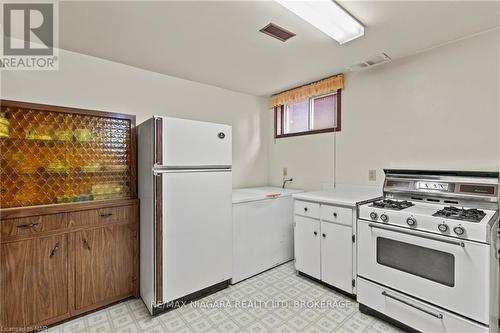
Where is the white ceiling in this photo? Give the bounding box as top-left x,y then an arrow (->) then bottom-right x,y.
59,1 -> 500,96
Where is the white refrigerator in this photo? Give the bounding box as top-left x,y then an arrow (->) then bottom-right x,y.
137,116 -> 232,314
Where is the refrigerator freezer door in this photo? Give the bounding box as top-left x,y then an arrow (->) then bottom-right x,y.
160,117 -> 232,168
161,170 -> 232,302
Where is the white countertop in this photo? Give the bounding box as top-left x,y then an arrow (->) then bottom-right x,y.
233,186 -> 303,204
293,184 -> 382,207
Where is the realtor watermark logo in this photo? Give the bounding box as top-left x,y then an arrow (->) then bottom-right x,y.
0,1 -> 58,70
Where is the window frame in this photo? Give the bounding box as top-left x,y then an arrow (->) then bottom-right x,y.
274,89 -> 341,139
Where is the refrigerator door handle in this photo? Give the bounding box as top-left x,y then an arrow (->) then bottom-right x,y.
154,165 -> 231,170
154,168 -> 231,175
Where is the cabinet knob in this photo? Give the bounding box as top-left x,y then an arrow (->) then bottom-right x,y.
82,238 -> 92,250
322,233 -> 326,238
333,213 -> 338,217
304,207 -> 308,212
49,242 -> 60,258
17,222 -> 39,230
313,231 -> 318,236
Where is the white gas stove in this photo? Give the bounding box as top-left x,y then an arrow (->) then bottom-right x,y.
357,170 -> 499,333
359,199 -> 498,244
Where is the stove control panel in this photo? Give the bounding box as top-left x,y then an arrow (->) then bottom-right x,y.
438,223 -> 449,233
453,225 -> 465,236
406,217 -> 417,227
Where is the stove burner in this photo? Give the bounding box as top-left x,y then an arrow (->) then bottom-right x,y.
433,206 -> 486,223
371,199 -> 415,211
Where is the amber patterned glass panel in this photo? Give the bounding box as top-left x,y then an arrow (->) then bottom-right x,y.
0,106 -> 133,208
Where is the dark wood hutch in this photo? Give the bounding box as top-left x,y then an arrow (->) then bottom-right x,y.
0,99 -> 139,330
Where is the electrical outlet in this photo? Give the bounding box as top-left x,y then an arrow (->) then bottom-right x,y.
368,170 -> 376,181
283,167 -> 288,177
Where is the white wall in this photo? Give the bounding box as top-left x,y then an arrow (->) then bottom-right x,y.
2,29 -> 498,193
1,48 -> 269,189
268,30 -> 500,190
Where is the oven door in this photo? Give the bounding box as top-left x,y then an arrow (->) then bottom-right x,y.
358,219 -> 490,324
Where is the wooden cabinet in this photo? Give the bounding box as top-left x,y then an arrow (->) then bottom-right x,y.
74,223 -> 135,310
1,234 -> 68,328
1,213 -> 68,239
294,200 -> 356,294
0,100 -> 138,331
69,205 -> 135,228
294,216 -> 321,279
0,200 -> 138,331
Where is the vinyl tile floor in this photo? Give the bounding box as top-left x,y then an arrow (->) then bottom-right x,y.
48,262 -> 406,333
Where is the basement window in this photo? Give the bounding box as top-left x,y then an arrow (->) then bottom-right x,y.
274,90 -> 341,138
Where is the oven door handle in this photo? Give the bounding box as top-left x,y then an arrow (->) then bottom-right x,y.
382,291 -> 443,319
368,223 -> 465,247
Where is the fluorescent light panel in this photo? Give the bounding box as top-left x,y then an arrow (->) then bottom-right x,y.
276,0 -> 364,44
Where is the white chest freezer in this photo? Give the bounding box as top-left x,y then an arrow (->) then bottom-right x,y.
231,186 -> 303,284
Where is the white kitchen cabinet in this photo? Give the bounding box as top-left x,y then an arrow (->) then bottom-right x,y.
294,199 -> 359,294
293,187 -> 381,295
320,221 -> 353,292
320,205 -> 353,225
294,201 -> 320,219
294,216 -> 321,279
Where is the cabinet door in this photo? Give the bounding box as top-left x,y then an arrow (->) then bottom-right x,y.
320,222 -> 353,293
73,224 -> 134,310
294,216 -> 321,279
1,235 -> 68,328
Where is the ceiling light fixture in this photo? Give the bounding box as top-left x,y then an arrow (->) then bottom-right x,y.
275,0 -> 364,45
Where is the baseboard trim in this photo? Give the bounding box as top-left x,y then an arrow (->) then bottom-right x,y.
151,280 -> 230,316
297,271 -> 356,301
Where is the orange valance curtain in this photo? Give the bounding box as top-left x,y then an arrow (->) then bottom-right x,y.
269,74 -> 344,108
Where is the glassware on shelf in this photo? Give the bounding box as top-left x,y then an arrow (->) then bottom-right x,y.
25,128 -> 52,141
81,163 -> 102,173
106,164 -> 128,172
74,128 -> 92,142
75,194 -> 93,201
56,193 -> 93,203
0,103 -> 133,208
56,195 -> 75,203
46,162 -> 71,174
54,129 -> 73,141
91,182 -> 125,200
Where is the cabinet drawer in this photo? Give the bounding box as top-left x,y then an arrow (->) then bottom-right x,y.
321,205 -> 353,226
1,214 -> 68,240
357,278 -> 487,333
294,201 -> 320,219
69,205 -> 135,227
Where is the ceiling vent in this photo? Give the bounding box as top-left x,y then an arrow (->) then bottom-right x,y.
346,53 -> 391,71
259,23 -> 296,42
